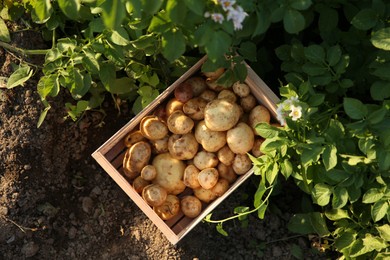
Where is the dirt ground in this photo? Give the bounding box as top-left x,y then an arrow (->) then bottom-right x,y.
0,26 -> 329,260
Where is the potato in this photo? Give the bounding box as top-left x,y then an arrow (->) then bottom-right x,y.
153,104 -> 168,122
124,130 -> 145,148
141,165 -> 157,181
168,133 -> 199,160
140,115 -> 169,140
240,94 -> 257,113
142,184 -> 167,207
183,165 -> 201,189
252,138 -> 265,157
198,168 -> 219,189
152,153 -> 186,195
204,99 -> 241,131
193,151 -> 219,170
154,194 -> 181,220
123,141 -> 152,179
174,82 -> 193,103
232,154 -> 252,175
217,163 -> 237,184
199,89 -> 217,102
226,122 -> 255,154
249,105 -> 271,134
183,97 -> 208,121
132,176 -> 150,194
232,82 -> 250,97
167,110 -> 194,134
217,145 -> 235,166
181,195 -> 202,218
150,136 -> 169,154
206,79 -> 224,92
193,186 -> 217,203
166,98 -> 184,116
218,89 -> 237,103
211,178 -> 229,197
184,77 -> 207,97
203,67 -> 225,81
195,121 -> 226,152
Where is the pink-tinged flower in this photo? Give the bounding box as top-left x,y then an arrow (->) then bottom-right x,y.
211,13 -> 225,24
289,105 -> 302,121
218,0 -> 236,11
226,5 -> 248,30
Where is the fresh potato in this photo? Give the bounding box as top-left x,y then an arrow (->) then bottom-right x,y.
154,194 -> 181,220
124,130 -> 145,148
232,82 -> 250,97
193,151 -> 219,170
232,154 -> 252,175
217,163 -> 237,184
217,145 -> 235,166
251,138 -> 265,157
152,153 -> 186,195
181,195 -> 202,218
174,82 -> 193,103
249,105 -> 271,134
199,89 -> 217,102
183,97 -> 208,121
185,77 -> 208,97
211,178 -> 229,197
153,104 -> 168,122
141,165 -> 157,181
167,110 -> 194,134
198,168 -> 219,189
166,98 -> 184,116
132,176 -> 150,194
226,122 -> 255,154
203,67 -> 225,81
206,79 -> 224,92
140,115 -> 169,140
204,99 -> 241,131
150,136 -> 169,154
168,133 -> 199,160
218,89 -> 237,103
195,121 -> 226,152
193,186 -> 217,203
240,94 -> 257,113
142,184 -> 168,207
123,141 -> 152,179
183,165 -> 201,189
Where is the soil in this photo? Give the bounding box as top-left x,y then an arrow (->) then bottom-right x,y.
0,24 -> 329,260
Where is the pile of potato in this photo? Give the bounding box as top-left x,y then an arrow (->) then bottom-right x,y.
122,69 -> 271,221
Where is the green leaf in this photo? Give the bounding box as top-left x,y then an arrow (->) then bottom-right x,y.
307,93 -> 325,106
6,66 -> 33,89
290,0 -> 312,10
350,238 -> 372,258
351,8 -> 378,30
37,102 -> 51,128
363,234 -> 388,251
301,145 -> 324,166
253,9 -> 271,36
377,224 -> 390,241
57,0 -> 80,20
110,77 -> 136,95
332,186 -> 348,209
69,68 -> 89,99
100,0 -> 126,29
309,212 -> 330,236
257,203 -> 268,219
325,209 -> 350,221
372,200 -> 389,222
280,159 -> 293,179
362,188 -> 384,203
254,123 -> 280,138
142,0 -> 163,15
302,63 -> 327,76
323,145 -> 337,171
377,147 -> 390,171
335,231 -> 356,251
0,18 -> 10,42
253,181 -> 267,208
371,28 -> 390,51
205,30 -> 232,63
371,81 -> 390,101
162,29 -> 186,62
368,107 -> 387,124
216,223 -> 228,236
32,0 -> 52,23
290,244 -> 303,259
283,9 -> 305,34
288,213 -> 315,235
266,162 -> 279,184
343,97 -> 368,120
99,63 -> 116,91
312,183 -> 332,206
304,45 -> 325,64
82,49 -> 100,74
326,45 -> 342,66
166,0 -> 187,24
238,42 -> 257,62
183,0 -> 204,16
261,138 -> 287,153
37,75 -> 59,99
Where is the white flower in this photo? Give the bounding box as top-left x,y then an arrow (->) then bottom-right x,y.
276,105 -> 286,126
204,12 -> 211,18
226,5 -> 248,30
284,96 -> 299,106
218,0 -> 236,11
289,105 -> 302,121
210,13 -> 225,24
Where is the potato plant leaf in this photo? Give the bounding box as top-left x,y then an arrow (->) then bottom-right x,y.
183,0 -> 204,16
283,9 -> 305,34
322,144 -> 337,171
216,223 -> 228,236
6,66 -> 33,89
371,200 -> 388,222
351,8 -> 377,30
57,0 -> 80,20
287,213 -> 315,234
332,186 -> 348,209
162,29 -> 186,62
343,97 -> 368,120
362,188 -> 384,204
376,224 -> 390,241
371,27 -> 390,51
0,18 -> 10,42
325,209 -> 350,221
312,183 -> 332,206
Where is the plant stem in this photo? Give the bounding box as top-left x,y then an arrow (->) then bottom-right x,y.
0,41 -> 49,56
265,234 -> 304,245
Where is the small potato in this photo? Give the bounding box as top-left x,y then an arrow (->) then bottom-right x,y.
232,82 -> 251,97
185,77 -> 207,97
206,79 -> 224,92
211,178 -> 229,197
193,151 -> 219,170
240,94 -> 257,113
166,98 -> 184,116
140,115 -> 169,140
181,195 -> 202,218
249,105 -> 271,134
123,141 -> 152,179
183,97 -> 208,121
153,104 -> 168,122
251,138 -> 265,157
217,163 -> 237,184
195,121 -> 226,152
183,165 -> 201,189
217,145 -> 235,166
124,130 -> 145,148
203,67 -> 225,81
154,194 -> 181,220
167,110 -> 194,134
150,136 -> 169,154
142,184 -> 168,207
132,176 -> 150,194
168,133 -> 199,160
199,89 -> 217,102
198,168 -> 219,189
174,82 -> 194,103
218,89 -> 237,103
141,165 -> 157,181
204,99 -> 241,131
226,122 -> 255,154
193,187 -> 217,203
232,154 -> 252,175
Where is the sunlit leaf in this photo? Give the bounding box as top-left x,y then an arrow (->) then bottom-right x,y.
6,66 -> 33,89
57,0 -> 80,20
371,27 -> 390,51
0,18 -> 10,42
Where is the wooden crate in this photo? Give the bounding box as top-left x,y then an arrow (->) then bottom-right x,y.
92,56 -> 280,244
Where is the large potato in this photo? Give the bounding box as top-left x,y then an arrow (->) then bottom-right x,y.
232,154 -> 252,175
183,97 -> 208,121
154,194 -> 181,220
181,195 -> 202,218
152,153 -> 186,195
204,99 -> 241,131
198,168 -> 219,189
217,145 -> 235,166
184,77 -> 207,97
174,82 -> 193,103
218,89 -> 237,103
226,122 -> 255,154
167,110 -> 194,134
232,82 -> 250,97
195,121 -> 226,152
249,105 -> 271,134
193,186 -> 217,203
183,165 -> 201,189
168,133 -> 199,160
193,151 -> 219,170
140,115 -> 168,140
123,141 -> 152,179
142,184 -> 167,207
240,94 -> 257,113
